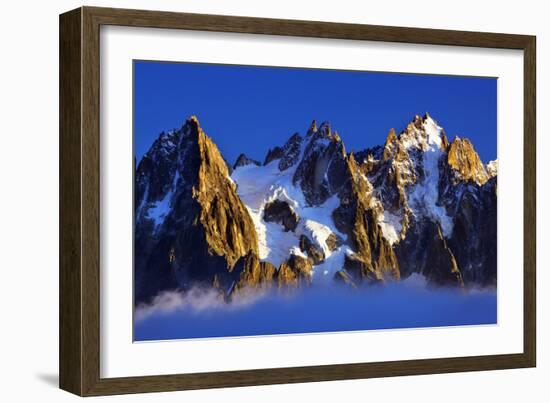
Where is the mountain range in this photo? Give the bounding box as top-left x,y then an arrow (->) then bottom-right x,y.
134,113 -> 497,305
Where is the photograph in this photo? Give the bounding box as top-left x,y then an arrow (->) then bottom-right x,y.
133,61 -> 498,341
1,1 -> 543,400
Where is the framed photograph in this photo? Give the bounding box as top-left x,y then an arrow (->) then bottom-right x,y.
59,6 -> 536,396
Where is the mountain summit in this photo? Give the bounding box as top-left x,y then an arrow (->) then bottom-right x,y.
135,114 -> 497,304
135,117 -> 259,303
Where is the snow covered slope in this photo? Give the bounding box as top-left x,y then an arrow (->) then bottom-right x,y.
231,132 -> 349,280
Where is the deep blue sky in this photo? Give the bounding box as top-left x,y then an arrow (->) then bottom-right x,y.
134,61 -> 497,166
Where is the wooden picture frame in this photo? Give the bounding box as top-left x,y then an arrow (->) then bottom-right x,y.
59,6 -> 536,396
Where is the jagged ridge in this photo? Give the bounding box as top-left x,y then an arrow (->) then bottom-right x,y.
135,113 -> 497,303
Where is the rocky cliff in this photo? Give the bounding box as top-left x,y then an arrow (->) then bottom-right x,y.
135,117 -> 259,304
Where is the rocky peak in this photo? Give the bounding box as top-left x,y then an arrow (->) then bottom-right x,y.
184,117 -> 259,266
399,113 -> 447,152
293,121 -> 349,205
446,136 -> 489,185
382,128 -> 411,163
153,130 -> 179,154
361,126 -> 416,236
263,146 -> 284,165
182,115 -> 200,136
278,132 -> 303,171
134,116 -> 259,304
233,153 -> 260,170
382,128 -> 399,160
317,121 -> 332,138
135,130 -> 180,208
307,119 -> 318,136
412,114 -> 424,129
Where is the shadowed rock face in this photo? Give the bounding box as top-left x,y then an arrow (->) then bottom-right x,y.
233,153 -> 260,170
438,137 -> 497,287
278,133 -> 303,171
263,200 -> 299,232
293,122 -> 349,206
134,117 -> 258,304
446,177 -> 497,286
263,146 -> 284,165
395,217 -> 463,287
425,224 -> 463,287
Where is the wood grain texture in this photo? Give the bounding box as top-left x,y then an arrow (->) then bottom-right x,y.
81,6 -> 102,396
523,38 -> 536,367
59,6 -> 537,396
59,8 -> 82,396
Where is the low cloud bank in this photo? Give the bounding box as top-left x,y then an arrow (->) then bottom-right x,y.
135,286 -> 266,322
134,274 -> 497,342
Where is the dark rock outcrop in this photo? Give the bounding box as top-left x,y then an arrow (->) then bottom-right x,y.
299,235 -> 325,264
233,153 -> 260,170
393,216 -> 464,287
263,146 -> 284,165
278,133 -> 303,171
293,122 -> 349,205
446,178 -> 497,286
263,200 -> 299,232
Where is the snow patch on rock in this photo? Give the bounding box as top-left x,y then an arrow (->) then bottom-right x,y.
378,210 -> 403,245
486,160 -> 498,178
311,246 -> 352,283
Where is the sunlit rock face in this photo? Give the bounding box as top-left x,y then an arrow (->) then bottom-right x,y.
332,154 -> 401,284
446,137 -> 490,185
135,113 -> 497,304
